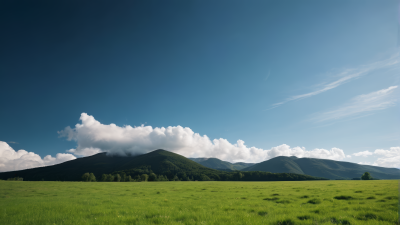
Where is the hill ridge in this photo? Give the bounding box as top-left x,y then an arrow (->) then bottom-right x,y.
189,157 -> 255,170
242,156 -> 400,180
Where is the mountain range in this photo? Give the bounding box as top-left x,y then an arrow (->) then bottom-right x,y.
1,149 -> 399,181
0,150 -> 217,181
189,158 -> 255,171
241,156 -> 400,180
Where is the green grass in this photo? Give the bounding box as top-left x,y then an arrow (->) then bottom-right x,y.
0,180 -> 398,225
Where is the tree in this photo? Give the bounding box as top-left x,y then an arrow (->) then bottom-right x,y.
141,174 -> 149,182
234,172 -> 244,181
114,174 -> 121,182
361,172 -> 373,180
148,173 -> 157,181
101,174 -> 107,182
89,173 -> 96,182
82,173 -> 90,182
199,174 -> 210,181
173,174 -> 179,181
106,174 -> 114,182
158,175 -> 167,181
134,175 -> 141,182
127,175 -> 133,182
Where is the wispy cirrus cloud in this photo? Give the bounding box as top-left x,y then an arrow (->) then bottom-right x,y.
312,86 -> 398,123
272,54 -> 400,107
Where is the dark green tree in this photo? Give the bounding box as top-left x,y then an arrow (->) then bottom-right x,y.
106,174 -> 114,182
159,175 -> 168,181
361,172 -> 373,180
82,173 -> 90,182
89,173 -> 96,182
134,175 -> 141,182
200,174 -> 211,181
233,172 -> 244,181
101,174 -> 107,182
148,173 -> 157,181
141,174 -> 148,182
114,174 -> 121,182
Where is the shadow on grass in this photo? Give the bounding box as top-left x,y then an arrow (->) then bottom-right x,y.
258,211 -> 268,216
297,215 -> 311,220
330,217 -> 351,224
334,195 -> 353,200
276,219 -> 295,225
307,198 -> 321,204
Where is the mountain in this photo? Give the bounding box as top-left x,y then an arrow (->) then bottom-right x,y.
242,156 -> 400,180
0,150 -> 326,182
189,158 -> 255,171
0,150 -> 217,181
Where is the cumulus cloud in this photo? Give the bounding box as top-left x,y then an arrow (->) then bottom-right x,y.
313,86 -> 398,122
0,141 -> 76,172
358,162 -> 376,166
352,150 -> 373,157
352,147 -> 400,168
59,113 -> 347,163
373,147 -> 400,168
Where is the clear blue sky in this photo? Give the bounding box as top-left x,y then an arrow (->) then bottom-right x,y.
1,0 -> 399,168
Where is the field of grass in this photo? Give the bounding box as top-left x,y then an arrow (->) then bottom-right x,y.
0,180 -> 398,225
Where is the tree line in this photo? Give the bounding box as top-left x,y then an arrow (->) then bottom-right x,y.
81,167 -> 329,182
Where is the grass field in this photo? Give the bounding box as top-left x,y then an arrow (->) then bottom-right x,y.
0,180 -> 398,225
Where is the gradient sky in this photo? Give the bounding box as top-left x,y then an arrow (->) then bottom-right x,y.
1,0 -> 399,170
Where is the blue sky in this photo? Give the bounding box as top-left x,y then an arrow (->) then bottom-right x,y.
1,0 -> 399,171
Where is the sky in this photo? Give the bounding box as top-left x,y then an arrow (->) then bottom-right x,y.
1,0 -> 400,172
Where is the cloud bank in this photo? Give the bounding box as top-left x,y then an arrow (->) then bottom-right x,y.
59,113 -> 347,163
0,141 -> 76,172
352,147 -> 400,168
2,113 -> 399,171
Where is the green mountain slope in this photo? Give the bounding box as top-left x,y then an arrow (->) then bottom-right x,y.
0,150 -> 327,181
0,150 -> 216,181
242,156 -> 400,180
189,158 -> 255,170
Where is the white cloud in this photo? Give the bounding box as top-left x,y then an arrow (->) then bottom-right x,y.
66,147 -> 102,157
59,113 -> 347,163
352,147 -> 400,168
0,141 -> 76,172
273,54 -> 400,107
352,150 -> 373,157
374,156 -> 400,168
357,162 -> 377,166
373,147 -> 400,168
374,147 -> 400,158
313,86 -> 398,122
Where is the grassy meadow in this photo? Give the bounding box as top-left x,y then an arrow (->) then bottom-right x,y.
0,180 -> 398,225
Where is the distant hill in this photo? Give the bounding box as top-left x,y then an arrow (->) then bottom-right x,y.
0,150 -> 326,182
0,150 -> 216,181
189,158 -> 255,171
242,156 -> 400,180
